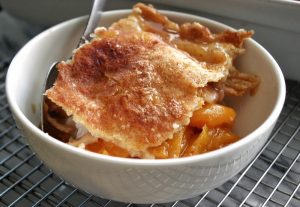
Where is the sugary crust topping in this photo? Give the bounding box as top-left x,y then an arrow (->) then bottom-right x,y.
46,31 -> 225,153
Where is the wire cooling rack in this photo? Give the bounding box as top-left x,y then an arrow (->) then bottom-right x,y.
0,62 -> 300,207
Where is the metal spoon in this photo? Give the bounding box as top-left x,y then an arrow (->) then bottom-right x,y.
41,0 -> 106,131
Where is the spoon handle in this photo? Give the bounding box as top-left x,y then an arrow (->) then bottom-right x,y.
81,0 -> 106,44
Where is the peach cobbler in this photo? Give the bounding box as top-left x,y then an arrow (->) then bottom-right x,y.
43,3 -> 259,159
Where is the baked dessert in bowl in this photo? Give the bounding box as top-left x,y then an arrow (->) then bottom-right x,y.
6,3 -> 285,203
44,3 -> 259,159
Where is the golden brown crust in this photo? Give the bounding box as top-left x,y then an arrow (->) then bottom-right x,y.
225,70 -> 260,96
133,3 -> 179,32
46,31 -> 226,154
179,22 -> 253,48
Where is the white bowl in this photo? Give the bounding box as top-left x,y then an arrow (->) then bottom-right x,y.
6,10 -> 285,204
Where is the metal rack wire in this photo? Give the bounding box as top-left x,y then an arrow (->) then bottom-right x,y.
1,62 -> 300,207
